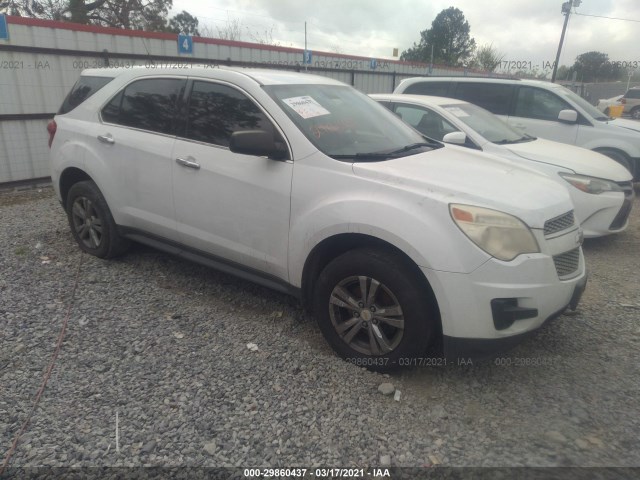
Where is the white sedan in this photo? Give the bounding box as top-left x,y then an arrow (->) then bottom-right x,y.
596,95 -> 623,115
372,94 -> 634,238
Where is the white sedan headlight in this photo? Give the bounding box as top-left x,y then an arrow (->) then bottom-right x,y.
450,204 -> 540,262
559,173 -> 623,195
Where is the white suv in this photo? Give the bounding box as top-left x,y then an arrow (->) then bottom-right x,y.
394,76 -> 640,180
49,66 -> 586,369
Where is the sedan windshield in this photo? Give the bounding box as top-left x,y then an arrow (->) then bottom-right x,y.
264,84 -> 440,160
441,103 -> 534,145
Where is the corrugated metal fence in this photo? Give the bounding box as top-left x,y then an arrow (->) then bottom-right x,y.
0,15 -> 496,184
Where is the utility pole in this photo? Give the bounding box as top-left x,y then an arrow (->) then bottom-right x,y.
551,0 -> 581,83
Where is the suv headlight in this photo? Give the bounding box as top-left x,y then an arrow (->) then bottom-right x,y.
559,173 -> 623,195
450,204 -> 540,262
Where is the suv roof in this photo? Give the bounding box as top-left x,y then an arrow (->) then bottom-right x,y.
397,76 -> 559,90
81,65 -> 344,86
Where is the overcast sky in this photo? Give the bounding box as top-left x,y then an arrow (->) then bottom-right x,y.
172,0 -> 640,72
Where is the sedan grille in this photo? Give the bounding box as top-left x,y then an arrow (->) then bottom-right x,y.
544,211 -> 575,236
553,248 -> 581,278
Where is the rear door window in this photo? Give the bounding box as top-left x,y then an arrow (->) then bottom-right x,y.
59,76 -> 114,114
513,86 -> 572,121
101,78 -> 186,135
453,83 -> 513,115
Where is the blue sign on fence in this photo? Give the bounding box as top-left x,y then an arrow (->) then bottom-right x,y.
303,50 -> 312,64
370,58 -> 378,69
0,14 -> 9,41
178,35 -> 193,54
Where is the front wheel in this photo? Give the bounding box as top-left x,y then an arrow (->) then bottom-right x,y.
313,248 -> 436,371
66,181 -> 129,258
631,107 -> 640,120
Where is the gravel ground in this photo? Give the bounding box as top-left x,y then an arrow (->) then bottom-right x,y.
1,186 -> 639,470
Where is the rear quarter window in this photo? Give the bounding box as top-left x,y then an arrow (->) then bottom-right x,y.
403,81 -> 451,97
59,76 -> 114,114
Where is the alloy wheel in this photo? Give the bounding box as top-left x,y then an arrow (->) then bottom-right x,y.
71,196 -> 103,249
329,275 -> 405,356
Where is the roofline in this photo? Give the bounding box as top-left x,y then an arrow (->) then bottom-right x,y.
3,16 -> 397,63
5,16 -> 507,74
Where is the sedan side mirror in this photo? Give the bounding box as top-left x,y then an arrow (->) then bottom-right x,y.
229,130 -> 289,160
442,131 -> 467,145
558,109 -> 578,124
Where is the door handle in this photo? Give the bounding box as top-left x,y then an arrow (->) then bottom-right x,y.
176,157 -> 201,170
97,134 -> 115,144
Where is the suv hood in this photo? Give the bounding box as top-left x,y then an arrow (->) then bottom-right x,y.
352,146 -> 572,230
505,138 -> 632,182
609,118 -> 640,133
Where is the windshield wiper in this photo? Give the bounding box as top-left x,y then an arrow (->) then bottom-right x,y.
331,142 -> 439,161
388,141 -> 441,154
494,135 -> 536,145
331,152 -> 395,160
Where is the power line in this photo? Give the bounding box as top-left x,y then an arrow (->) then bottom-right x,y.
573,12 -> 640,23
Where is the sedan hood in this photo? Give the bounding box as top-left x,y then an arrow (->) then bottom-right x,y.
505,138 -> 632,182
352,146 -> 572,229
609,118 -> 640,133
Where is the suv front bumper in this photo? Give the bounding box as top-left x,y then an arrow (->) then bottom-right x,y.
422,249 -> 587,360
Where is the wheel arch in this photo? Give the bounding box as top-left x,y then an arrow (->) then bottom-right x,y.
300,233 -> 442,335
592,147 -> 636,178
59,167 -> 95,206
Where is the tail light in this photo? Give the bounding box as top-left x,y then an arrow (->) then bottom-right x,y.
47,120 -> 57,148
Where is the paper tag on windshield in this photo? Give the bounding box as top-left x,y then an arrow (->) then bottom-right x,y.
444,107 -> 470,118
282,96 -> 331,119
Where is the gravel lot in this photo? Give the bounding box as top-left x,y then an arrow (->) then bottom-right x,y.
1,185 -> 639,470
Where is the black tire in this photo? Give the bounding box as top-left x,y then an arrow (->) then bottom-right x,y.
66,181 -> 129,258
631,107 -> 640,120
313,248 -> 436,372
595,148 -> 634,177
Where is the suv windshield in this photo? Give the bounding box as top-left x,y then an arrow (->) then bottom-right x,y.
264,84 -> 439,160
441,103 -> 533,144
555,85 -> 609,121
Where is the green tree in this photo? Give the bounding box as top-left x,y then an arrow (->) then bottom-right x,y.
470,43 -> 504,72
167,10 -> 199,36
571,51 -> 625,82
1,0 -> 198,33
555,64 -> 571,81
401,7 -> 476,66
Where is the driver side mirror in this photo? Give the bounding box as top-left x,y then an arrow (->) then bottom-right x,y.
229,130 -> 289,160
558,109 -> 578,124
442,131 -> 467,145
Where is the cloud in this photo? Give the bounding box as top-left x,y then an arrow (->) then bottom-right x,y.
173,0 -> 640,67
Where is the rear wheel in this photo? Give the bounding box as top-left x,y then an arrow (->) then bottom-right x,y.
313,248 -> 436,371
66,181 -> 129,258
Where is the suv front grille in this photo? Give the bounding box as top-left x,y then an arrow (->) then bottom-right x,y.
553,248 -> 581,278
544,211 -> 575,236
